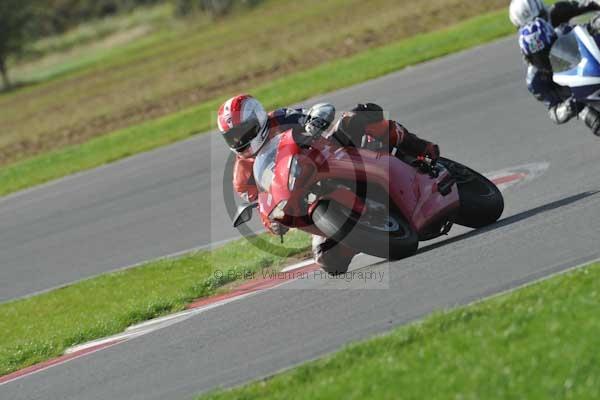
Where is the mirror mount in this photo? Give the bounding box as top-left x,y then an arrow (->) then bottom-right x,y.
233,202 -> 259,228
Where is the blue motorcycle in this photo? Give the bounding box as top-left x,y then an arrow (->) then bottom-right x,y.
551,25 -> 600,102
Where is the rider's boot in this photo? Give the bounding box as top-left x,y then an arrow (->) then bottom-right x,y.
312,235 -> 355,275
579,106 -> 600,137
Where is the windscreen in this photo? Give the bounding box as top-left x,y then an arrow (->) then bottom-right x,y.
550,31 -> 582,73
253,135 -> 281,192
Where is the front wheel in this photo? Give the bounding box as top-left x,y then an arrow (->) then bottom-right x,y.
439,158 -> 504,228
312,200 -> 419,260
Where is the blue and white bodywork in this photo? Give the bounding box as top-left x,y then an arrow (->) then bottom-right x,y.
552,25 -> 600,102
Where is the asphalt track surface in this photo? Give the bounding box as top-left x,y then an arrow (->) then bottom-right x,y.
2,37 -> 600,399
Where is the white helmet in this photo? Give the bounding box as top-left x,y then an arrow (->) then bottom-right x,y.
218,94 -> 269,158
509,0 -> 548,27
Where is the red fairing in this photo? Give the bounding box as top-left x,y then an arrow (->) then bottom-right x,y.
257,131 -> 301,222
249,129 -> 459,237
309,146 -> 459,233
320,187 -> 366,215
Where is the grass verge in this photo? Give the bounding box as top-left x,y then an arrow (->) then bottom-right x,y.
0,230 -> 311,377
0,9 -> 513,197
200,261 -> 600,400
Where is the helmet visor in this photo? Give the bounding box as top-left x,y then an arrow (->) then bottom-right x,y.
223,118 -> 261,153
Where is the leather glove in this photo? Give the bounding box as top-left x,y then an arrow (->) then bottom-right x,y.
269,221 -> 289,236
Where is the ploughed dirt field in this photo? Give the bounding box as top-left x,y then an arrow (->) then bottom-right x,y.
0,0 -> 506,167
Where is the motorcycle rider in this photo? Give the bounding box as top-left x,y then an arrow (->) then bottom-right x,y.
218,95 -> 440,274
510,0 -> 600,135
510,0 -> 600,27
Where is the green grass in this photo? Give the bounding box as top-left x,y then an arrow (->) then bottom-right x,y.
0,9 -> 513,196
200,262 -> 600,400
0,230 -> 311,377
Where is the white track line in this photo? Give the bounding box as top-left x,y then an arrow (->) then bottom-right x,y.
281,259 -> 315,272
65,260 -> 313,355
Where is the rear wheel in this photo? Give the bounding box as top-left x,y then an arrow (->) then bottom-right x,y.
312,200 -> 418,260
439,158 -> 504,228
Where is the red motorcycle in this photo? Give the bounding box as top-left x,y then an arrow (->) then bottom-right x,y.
233,128 -> 504,274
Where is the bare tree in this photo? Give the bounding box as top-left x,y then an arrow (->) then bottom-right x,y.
0,0 -> 34,90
